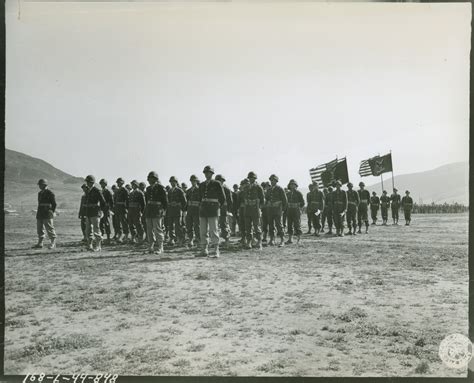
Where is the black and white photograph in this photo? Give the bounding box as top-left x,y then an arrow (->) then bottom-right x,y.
3,0 -> 471,378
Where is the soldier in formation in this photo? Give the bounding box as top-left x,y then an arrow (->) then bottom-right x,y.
390,188 -> 401,225
306,184 -> 314,234
243,172 -> 265,250
115,177 -> 130,242
186,175 -> 201,247
324,186 -> 334,235
99,178 -> 114,244
266,174 -> 287,247
138,182 -> 148,240
357,182 -> 370,233
215,174 -> 233,245
230,184 -> 239,236
128,180 -> 146,244
261,182 -> 271,244
78,183 -> 88,243
332,180 -> 347,237
167,176 -> 187,246
345,182 -> 360,235
307,182 -> 325,237
380,190 -> 390,225
401,190 -> 413,225
370,191 -> 380,225
83,175 -> 107,252
144,171 -> 167,254
285,179 -> 305,244
33,179 -> 57,249
237,179 -> 249,245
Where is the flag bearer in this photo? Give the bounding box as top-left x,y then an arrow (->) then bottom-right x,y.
357,182 -> 371,233
285,179 -> 305,244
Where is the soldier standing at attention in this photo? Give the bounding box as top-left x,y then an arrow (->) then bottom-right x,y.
167,176 -> 187,246
144,171 -> 168,254
115,177 -> 130,243
83,175 -> 107,252
139,182 -> 148,241
401,190 -> 413,226
99,179 -> 114,244
332,180 -> 348,237
346,182 -> 360,235
261,182 -> 271,244
390,188 -> 401,225
230,184 -> 239,236
164,185 -> 171,242
198,166 -> 226,258
285,179 -> 305,244
324,186 -> 334,235
125,184 -> 132,193
320,187 -> 328,232
243,172 -> 265,250
32,179 -> 57,249
370,191 -> 380,225
357,182 -> 371,234
128,180 -> 146,244
308,182 -> 325,237
266,174 -> 287,247
78,184 -> 88,243
111,184 -> 119,240
380,190 -> 390,225
180,182 -> 188,238
215,174 -> 233,246
186,175 -> 201,247
237,179 -> 249,246
306,184 -> 314,234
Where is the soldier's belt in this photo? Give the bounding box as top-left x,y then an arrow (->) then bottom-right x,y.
148,201 -> 163,206
188,201 -> 200,207
84,203 -> 99,207
309,202 -> 321,206
246,199 -> 259,205
169,202 -> 181,206
39,203 -> 52,207
360,200 -> 368,204
269,201 -> 282,206
334,201 -> 344,205
116,202 -> 127,205
128,202 -> 140,208
202,198 -> 218,203
348,201 -> 357,205
288,203 -> 300,208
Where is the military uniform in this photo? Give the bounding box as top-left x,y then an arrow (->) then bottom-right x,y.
357,186 -> 371,233
370,193 -> 380,225
266,175 -> 287,246
306,185 -> 313,234
99,183 -> 114,240
346,185 -> 360,235
401,192 -> 413,225
111,186 -> 120,239
261,183 -> 271,242
230,186 -> 239,236
84,182 -> 107,251
128,183 -> 146,243
332,185 -> 347,236
323,187 -> 334,234
167,184 -> 187,245
35,183 -> 57,248
286,181 -> 305,243
186,181 -> 201,246
237,181 -> 248,245
215,175 -> 233,243
145,173 -> 168,253
78,187 -> 88,241
115,181 -> 130,240
283,189 -> 290,231
380,193 -> 390,225
243,183 -> 265,248
390,191 -> 401,224
307,187 -> 325,236
139,182 -> 148,238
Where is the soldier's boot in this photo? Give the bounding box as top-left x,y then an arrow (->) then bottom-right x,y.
285,235 -> 293,245
246,238 -> 253,250
209,245 -> 220,258
296,235 -> 301,244
198,245 -> 209,257
268,236 -> 275,246
223,237 -> 230,247
32,239 -> 44,249
147,242 -> 155,254
314,229 -> 320,237
346,227 -> 352,235
278,236 -> 285,247
123,233 -> 129,243
87,238 -> 94,251
357,225 -> 362,234
262,233 -> 267,243
116,234 -> 124,243
256,239 -> 263,250
94,238 -> 102,252
131,234 -> 137,244
156,242 -> 164,254
48,238 -> 57,249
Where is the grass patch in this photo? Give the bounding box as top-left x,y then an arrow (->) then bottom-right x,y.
186,343 -> 205,352
337,307 -> 368,322
414,360 -> 429,374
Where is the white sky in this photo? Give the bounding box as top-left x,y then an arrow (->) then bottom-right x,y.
5,1 -> 471,187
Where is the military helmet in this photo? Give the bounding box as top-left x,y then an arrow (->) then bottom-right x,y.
111,185 -> 117,190
37,178 -> 48,185
139,182 -> 147,188
181,183 -> 188,189
405,190 -> 410,194
241,178 -> 249,185
99,178 -> 107,185
269,174 -> 279,182
328,186 -> 333,192
116,177 -> 124,184
81,183 -> 87,190
288,179 -> 298,187
394,188 -> 398,192
247,171 -> 257,179
383,190 -> 387,194
347,182 -> 353,188
372,191 -> 376,195
85,175 -> 96,183
131,180 -> 139,187
359,182 -> 365,187
233,184 -> 239,189
147,171 -> 158,180
203,165 -> 214,174
215,174 -> 225,182
335,180 -> 342,186
169,176 -> 178,183
190,174 -> 198,181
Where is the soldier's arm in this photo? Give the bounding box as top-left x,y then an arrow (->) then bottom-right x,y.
161,187 -> 168,210
320,192 -> 325,211
227,189 -> 233,206
181,189 -> 187,210
282,188 -> 288,210
218,184 -> 226,207
98,189 -> 107,211
299,191 -> 305,207
50,191 -> 57,212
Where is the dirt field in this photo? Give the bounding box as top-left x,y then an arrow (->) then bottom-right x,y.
4,212 -> 469,377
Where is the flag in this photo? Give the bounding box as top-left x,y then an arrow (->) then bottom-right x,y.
359,153 -> 393,177
310,157 -> 349,188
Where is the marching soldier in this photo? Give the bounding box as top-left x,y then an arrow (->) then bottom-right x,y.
324,186 -> 334,235
390,188 -> 401,225
144,171 -> 168,254
286,179 -> 305,244
111,184 -> 120,240
237,179 -> 249,245
346,182 -> 360,235
78,184 -> 88,243
128,180 -> 146,244
167,176 -> 187,246
139,182 -> 148,240
198,166 -> 226,258
83,175 -> 107,252
370,191 -> 380,225
380,190 -> 390,225
306,184 -> 314,234
357,182 -> 371,234
243,171 -> 265,250
215,174 -> 233,245
33,179 -> 57,249
230,184 -> 239,236
261,182 -> 271,243
401,190 -> 413,225
307,182 -> 325,237
267,174 -> 287,247
186,175 -> 201,247
332,180 -> 347,237
99,178 -> 114,244
115,177 -> 130,243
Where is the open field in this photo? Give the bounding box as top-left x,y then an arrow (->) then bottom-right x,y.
4,212 -> 469,377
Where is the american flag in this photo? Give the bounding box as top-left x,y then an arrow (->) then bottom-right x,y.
359,158 -> 374,177
309,158 -> 338,188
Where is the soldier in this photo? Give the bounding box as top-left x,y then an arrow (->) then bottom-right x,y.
332,180 -> 348,237
181,182 -> 188,193
125,184 -> 132,193
283,187 -> 290,231
83,175 -> 107,252
180,182 -> 188,238
115,177 -> 130,243
230,184 -> 239,236
128,180 -> 146,244
99,178 -> 114,244
198,166 -> 226,258
186,175 -> 201,247
401,190 -> 413,225
390,188 -> 401,225
144,171 -> 167,254
111,184 -> 120,240
370,191 -> 380,225
32,179 -> 57,249
261,182 -> 271,244
78,184 -> 88,243
320,187 -> 329,232
139,182 -> 148,240
167,176 -> 187,246
357,182 -> 370,234
285,179 -> 305,244
237,179 -> 249,245
306,184 -> 314,234
324,186 -> 334,235
307,182 -> 325,237
215,174 -> 233,245
346,182 -> 360,235
243,171 -> 265,250
380,190 -> 390,225
164,185 -> 172,242
266,174 -> 287,247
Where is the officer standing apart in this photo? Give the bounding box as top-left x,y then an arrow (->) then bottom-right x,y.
390,188 -> 401,225
401,190 -> 413,226
286,179 -> 305,244
357,182 -> 371,234
380,190 -> 390,225
308,182 -> 325,237
83,175 -> 107,252
243,172 -> 265,250
332,180 -> 348,237
167,176 -> 187,246
33,179 -> 57,249
215,174 -> 233,245
370,191 -> 380,225
144,171 -> 168,254
266,174 -> 288,247
128,180 -> 146,244
99,179 -> 114,244
185,175 -> 201,247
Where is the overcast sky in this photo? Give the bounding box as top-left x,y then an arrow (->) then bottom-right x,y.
5,1 -> 471,187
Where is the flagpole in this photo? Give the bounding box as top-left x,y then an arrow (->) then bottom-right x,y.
390,150 -> 394,191
381,174 -> 384,193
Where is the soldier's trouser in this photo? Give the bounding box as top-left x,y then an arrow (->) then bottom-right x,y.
186,213 -> 200,242
239,208 -> 246,240
269,211 -> 284,238
112,214 -> 120,236
287,209 -> 302,236
370,207 -> 378,222
85,216 -> 102,240
346,205 -> 357,230
199,216 -> 219,248
128,208 -> 144,239
262,211 -> 269,237
325,209 -> 333,229
219,211 -> 230,239
168,215 -> 183,241
80,218 -> 87,238
333,210 -> 345,231
283,211 -> 287,228
230,214 -> 238,235
141,215 -> 147,237
358,206 -> 369,227
310,211 -> 321,231
146,217 -> 164,245
245,214 -> 262,241
381,207 -> 388,221
37,218 -> 57,240
404,209 -> 411,222
391,205 -> 399,220
307,211 -> 312,230
100,213 -> 111,236
116,210 -> 129,236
